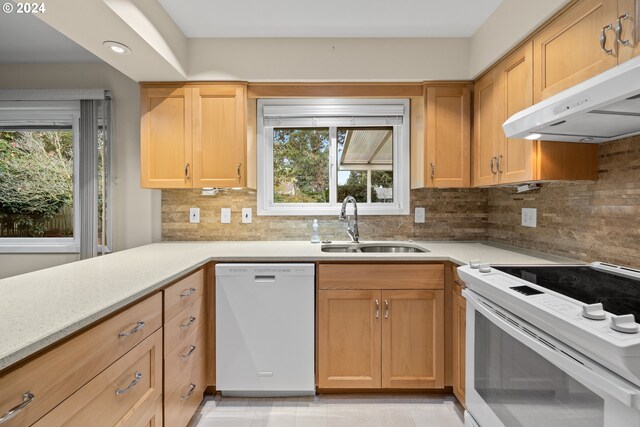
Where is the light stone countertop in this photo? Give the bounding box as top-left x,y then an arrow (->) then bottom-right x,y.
0,240 -> 579,371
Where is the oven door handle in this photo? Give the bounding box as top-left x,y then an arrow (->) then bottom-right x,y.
465,289 -> 640,408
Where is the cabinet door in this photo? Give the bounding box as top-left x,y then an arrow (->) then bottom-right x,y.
318,290 -> 382,389
140,86 -> 192,188
473,72 -> 500,187
452,291 -> 466,407
618,0 -> 640,63
497,42 -> 537,184
533,0 -> 618,102
192,85 -> 247,188
381,290 -> 444,389
425,85 -> 471,188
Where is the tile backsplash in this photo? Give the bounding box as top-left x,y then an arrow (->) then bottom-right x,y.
162,187 -> 488,242
162,135 -> 640,267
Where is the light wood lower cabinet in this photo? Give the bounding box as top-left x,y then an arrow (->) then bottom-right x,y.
163,270 -> 207,427
452,283 -> 466,407
33,329 -> 163,427
317,263 -> 444,390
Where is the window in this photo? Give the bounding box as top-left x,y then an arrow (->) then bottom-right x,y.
0,97 -> 111,254
257,99 -> 410,215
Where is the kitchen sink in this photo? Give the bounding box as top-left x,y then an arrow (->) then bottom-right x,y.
321,243 -> 428,253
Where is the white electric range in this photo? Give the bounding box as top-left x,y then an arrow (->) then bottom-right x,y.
458,262 -> 640,427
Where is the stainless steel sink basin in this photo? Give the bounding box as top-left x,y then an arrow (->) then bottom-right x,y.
321,243 -> 428,253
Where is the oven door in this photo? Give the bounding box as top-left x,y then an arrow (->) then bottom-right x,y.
464,289 -> 640,427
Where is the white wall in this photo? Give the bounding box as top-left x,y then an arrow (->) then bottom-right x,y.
469,0 -> 570,78
189,38 -> 471,81
0,63 -> 161,278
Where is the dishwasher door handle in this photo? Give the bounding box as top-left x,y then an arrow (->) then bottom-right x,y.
254,275 -> 277,282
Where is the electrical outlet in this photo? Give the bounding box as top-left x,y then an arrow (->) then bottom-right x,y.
220,208 -> 231,224
522,208 -> 537,227
414,207 -> 426,223
242,208 -> 252,224
189,208 -> 200,224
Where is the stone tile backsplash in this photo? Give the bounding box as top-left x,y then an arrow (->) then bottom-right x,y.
162,135 -> 640,267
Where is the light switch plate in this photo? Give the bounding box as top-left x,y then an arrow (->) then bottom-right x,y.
242,208 -> 252,224
189,207 -> 200,224
414,207 -> 426,223
522,208 -> 537,227
220,208 -> 231,224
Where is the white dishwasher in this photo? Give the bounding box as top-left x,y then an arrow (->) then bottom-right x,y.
215,263 -> 315,396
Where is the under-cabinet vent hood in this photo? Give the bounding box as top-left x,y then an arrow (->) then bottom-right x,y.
503,54 -> 640,143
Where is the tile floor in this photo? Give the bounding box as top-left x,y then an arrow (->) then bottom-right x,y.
188,394 -> 465,427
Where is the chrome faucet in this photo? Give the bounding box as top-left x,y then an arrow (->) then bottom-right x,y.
339,196 -> 360,243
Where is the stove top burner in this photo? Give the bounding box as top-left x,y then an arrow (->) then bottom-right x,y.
494,265 -> 640,319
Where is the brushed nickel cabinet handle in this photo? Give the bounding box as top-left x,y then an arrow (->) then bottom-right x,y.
497,154 -> 504,174
454,279 -> 467,289
384,299 -> 389,319
180,287 -> 196,297
616,13 -> 631,46
430,162 -> 435,180
185,163 -> 191,180
490,156 -> 496,174
181,345 -> 197,359
115,371 -> 143,396
601,24 -> 615,55
181,384 -> 196,401
0,392 -> 35,424
118,320 -> 145,338
180,316 -> 197,328
375,299 -> 379,319
237,162 -> 242,181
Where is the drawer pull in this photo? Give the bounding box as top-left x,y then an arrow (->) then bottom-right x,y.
181,384 -> 196,401
118,320 -> 145,338
180,316 -> 197,328
180,288 -> 196,297
454,279 -> 466,289
115,371 -> 143,396
181,345 -> 197,359
0,392 -> 35,424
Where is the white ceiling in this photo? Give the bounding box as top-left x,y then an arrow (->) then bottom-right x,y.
158,0 -> 504,38
0,10 -> 99,63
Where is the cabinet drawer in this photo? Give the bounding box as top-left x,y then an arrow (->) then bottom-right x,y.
164,296 -> 205,356
164,269 -> 204,321
165,325 -> 206,399
33,329 -> 162,427
0,293 -> 162,427
164,335 -> 206,427
319,263 -> 444,290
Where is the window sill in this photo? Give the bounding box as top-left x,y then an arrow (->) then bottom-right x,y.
0,243 -> 80,254
258,205 -> 409,216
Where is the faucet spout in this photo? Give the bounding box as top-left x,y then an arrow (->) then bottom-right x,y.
339,196 -> 360,243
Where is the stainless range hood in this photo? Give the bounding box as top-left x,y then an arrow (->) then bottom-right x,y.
503,54 -> 640,143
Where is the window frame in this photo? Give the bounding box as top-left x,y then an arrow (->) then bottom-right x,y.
0,101 -> 81,253
257,98 -> 410,216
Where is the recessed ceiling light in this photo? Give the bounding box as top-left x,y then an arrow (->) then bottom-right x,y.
524,133 -> 542,140
103,41 -> 132,55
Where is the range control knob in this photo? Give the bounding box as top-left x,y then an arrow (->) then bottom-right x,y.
479,263 -> 492,273
582,303 -> 606,321
610,314 -> 639,334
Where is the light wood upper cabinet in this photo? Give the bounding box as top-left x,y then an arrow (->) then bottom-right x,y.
317,263 -> 444,390
617,0 -> 640,63
497,42 -> 536,184
381,290 -> 444,389
140,83 -> 247,189
532,0 -> 640,101
140,86 -> 192,188
424,85 -> 471,188
473,40 -> 599,186
473,72 -> 500,187
317,289 -> 382,389
192,85 -> 247,188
